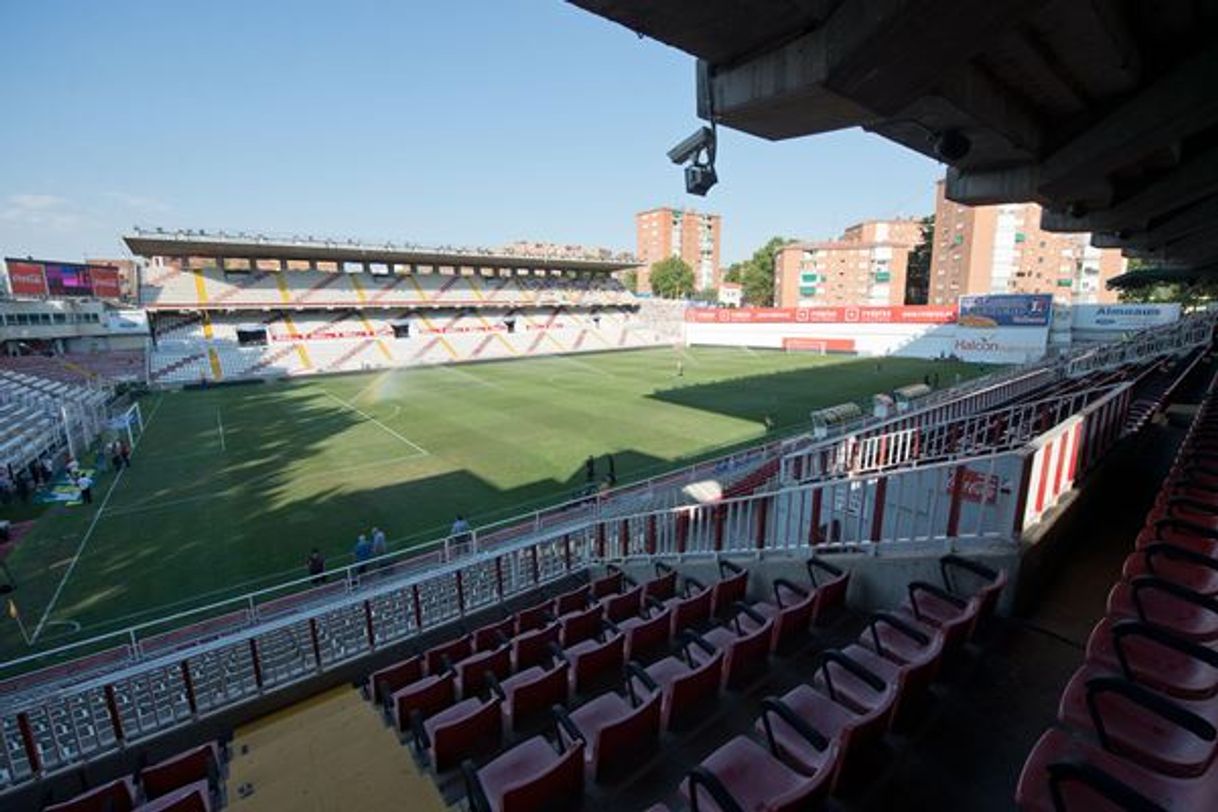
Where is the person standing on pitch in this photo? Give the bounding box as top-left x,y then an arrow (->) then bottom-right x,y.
307,549 -> 326,585
371,526 -> 387,563
585,455 -> 596,484
120,440 -> 131,468
76,472 -> 94,504
606,454 -> 616,487
353,534 -> 372,574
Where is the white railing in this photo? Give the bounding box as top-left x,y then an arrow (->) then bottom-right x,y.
0,384 -> 1141,791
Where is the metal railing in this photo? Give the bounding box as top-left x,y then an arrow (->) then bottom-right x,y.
0,375 -> 1144,793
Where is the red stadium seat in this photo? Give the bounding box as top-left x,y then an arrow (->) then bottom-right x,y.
515,600 -> 555,634
453,646 -> 513,699
494,661 -> 571,731
1122,544 -> 1218,596
1057,669 -> 1217,778
682,735 -> 837,812
628,649 -> 723,730
1106,576 -> 1218,641
1085,618 -> 1218,699
556,690 -> 662,782
757,696 -> 843,786
463,735 -> 584,812
710,560 -> 749,619
416,696 -> 503,772
139,742 -> 222,801
687,609 -> 773,690
563,633 -> 625,696
473,618 -> 517,653
667,583 -> 713,636
513,623 -> 562,672
856,611 -> 946,707
425,636 -> 473,675
560,604 -> 604,648
741,579 -> 817,653
895,581 -> 981,651
617,604 -> 672,662
805,557 -> 851,624
938,555 -> 1007,623
1016,727 -> 1216,811
138,780 -> 211,812
810,650 -> 898,735
643,564 -> 678,602
754,683 -> 883,786
554,584 -> 591,617
368,654 -> 423,706
602,584 -> 644,624
590,569 -> 625,600
44,778 -> 137,812
392,673 -> 456,734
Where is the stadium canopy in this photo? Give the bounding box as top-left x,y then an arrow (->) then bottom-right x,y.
569,0 -> 1218,274
123,231 -> 639,274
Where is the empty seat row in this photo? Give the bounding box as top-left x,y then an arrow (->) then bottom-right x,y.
42,740 -> 228,812
1018,375 -> 1218,810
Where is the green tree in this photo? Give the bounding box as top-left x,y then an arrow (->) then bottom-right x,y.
649,256 -> 695,299
1117,258 -> 1218,307
725,236 -> 794,306
904,215 -> 934,304
622,269 -> 638,293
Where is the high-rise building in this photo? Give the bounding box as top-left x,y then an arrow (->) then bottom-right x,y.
774,218 -> 922,308
635,207 -> 721,293
929,180 -> 1124,306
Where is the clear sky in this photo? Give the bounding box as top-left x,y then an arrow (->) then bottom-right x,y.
0,1 -> 946,266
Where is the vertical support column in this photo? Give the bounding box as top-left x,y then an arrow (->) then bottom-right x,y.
946,465 -> 966,537
411,585 -> 423,631
563,534 -> 572,571
870,477 -> 888,543
17,712 -> 40,776
308,618 -> 323,670
809,489 -> 823,545
363,600 -> 376,648
180,661 -> 198,716
713,505 -> 726,552
754,497 -> 769,550
104,685 -> 124,744
455,570 -> 465,616
646,514 -> 657,555
596,522 -> 606,559
494,556 -> 504,600
530,544 -> 540,583
249,639 -> 264,689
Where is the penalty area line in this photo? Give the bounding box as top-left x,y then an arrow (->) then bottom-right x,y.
323,390 -> 429,457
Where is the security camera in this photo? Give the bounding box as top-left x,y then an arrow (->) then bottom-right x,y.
685,163 -> 718,197
667,126 -> 716,165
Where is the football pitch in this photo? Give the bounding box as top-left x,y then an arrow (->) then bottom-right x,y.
0,347 -> 986,660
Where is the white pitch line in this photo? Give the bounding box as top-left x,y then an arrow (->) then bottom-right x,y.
31,394 -> 164,642
216,409 -> 226,452
438,363 -> 504,390
323,390 -> 429,456
349,371 -> 390,404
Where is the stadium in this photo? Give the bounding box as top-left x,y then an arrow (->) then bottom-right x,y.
3,2 -> 1218,812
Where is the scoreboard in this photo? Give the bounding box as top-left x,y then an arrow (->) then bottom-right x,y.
4,258 -> 122,299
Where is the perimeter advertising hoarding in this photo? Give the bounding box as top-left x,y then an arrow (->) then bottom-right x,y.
1071,303 -> 1181,330
684,306 -> 958,324
5,260 -> 48,296
105,310 -> 149,334
957,294 -> 1053,328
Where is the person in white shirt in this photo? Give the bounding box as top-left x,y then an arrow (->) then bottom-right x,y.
76,474 -> 94,504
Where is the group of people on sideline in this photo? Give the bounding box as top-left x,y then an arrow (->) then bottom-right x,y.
304,513 -> 480,585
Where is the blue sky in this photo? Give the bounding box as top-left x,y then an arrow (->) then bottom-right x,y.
0,1 -> 945,265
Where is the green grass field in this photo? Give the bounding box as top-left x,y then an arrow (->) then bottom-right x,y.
0,347 -> 986,661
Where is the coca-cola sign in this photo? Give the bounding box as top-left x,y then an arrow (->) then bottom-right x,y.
946,467 -> 1006,504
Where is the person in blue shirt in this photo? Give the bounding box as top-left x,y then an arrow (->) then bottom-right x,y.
353,534 -> 372,574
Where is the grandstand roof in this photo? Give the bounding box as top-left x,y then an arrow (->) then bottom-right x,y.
569,0 -> 1218,273
123,231 -> 639,273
